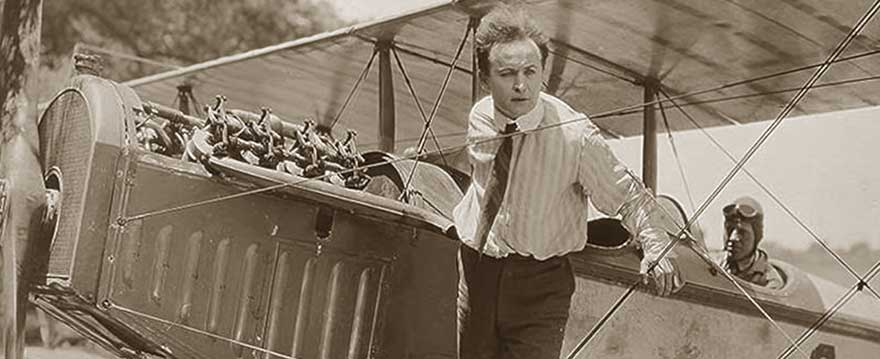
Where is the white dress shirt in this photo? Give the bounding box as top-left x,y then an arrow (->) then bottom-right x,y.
453,92 -> 673,261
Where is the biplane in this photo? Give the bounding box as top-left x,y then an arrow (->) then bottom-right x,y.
3,0 -> 880,358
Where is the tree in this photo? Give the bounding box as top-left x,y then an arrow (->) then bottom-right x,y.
1,0 -> 46,357
39,0 -> 346,87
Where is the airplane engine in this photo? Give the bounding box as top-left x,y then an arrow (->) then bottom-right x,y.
31,74 -> 461,359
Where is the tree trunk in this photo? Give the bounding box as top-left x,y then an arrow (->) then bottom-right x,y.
0,0 -> 45,358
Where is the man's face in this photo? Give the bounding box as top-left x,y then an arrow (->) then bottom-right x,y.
483,38 -> 544,119
725,218 -> 756,261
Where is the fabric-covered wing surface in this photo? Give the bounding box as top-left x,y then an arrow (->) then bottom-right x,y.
128,0 -> 880,151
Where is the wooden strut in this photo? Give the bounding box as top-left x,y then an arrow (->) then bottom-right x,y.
642,79 -> 659,194
377,40 -> 396,153
470,16 -> 482,104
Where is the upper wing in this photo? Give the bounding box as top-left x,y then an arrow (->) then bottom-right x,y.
126,0 -> 880,149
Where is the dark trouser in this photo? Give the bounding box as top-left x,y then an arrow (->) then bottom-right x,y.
457,244 -> 575,359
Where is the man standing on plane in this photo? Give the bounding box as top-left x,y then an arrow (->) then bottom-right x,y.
453,4 -> 684,359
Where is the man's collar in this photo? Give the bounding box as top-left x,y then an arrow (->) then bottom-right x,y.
493,94 -> 545,132
729,249 -> 770,277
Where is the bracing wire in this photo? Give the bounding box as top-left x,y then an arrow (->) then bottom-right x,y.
406,190 -> 453,221
777,260 -> 880,359
660,87 -> 880,359
565,210 -> 810,359
124,1 -> 880,253
396,23 -> 470,200
86,4 -> 880,359
360,130 -> 466,148
569,1 -> 880,357
389,46 -> 448,165
547,45 -> 638,85
610,74 -> 880,119
659,88 -> 880,303
120,65 -> 859,224
78,43 -> 183,70
675,0 -> 880,257
328,48 -> 378,129
124,44 -> 880,223
109,302 -> 301,359
587,48 -> 880,121
657,99 -> 697,212
189,90 -> 205,117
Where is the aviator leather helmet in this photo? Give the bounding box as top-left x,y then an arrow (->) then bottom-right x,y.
723,196 -> 764,245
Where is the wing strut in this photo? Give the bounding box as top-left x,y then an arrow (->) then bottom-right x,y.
658,87 -> 880,358
642,79 -> 659,193
470,16 -> 482,104
567,0 -> 880,357
378,42 -> 396,152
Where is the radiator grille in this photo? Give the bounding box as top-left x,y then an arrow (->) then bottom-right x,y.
39,90 -> 93,277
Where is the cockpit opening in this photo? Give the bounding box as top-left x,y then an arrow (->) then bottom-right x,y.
586,218 -> 631,249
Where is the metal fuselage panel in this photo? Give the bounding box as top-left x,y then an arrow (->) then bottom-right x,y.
563,273 -> 879,358
562,249 -> 880,359
37,75 -> 880,358
37,75 -> 461,358
101,155 -> 459,359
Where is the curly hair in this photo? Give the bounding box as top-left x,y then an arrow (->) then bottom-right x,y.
474,4 -> 550,78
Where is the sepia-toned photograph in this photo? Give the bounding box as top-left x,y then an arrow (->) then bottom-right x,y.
1,0 -> 879,358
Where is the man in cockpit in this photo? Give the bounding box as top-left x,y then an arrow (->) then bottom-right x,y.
721,196 -> 784,289
452,4 -> 683,359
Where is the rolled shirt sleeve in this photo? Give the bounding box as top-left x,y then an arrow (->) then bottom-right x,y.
577,124 -> 676,262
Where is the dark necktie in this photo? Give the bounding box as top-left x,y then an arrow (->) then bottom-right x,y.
475,122 -> 519,255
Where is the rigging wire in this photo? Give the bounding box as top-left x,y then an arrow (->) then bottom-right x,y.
405,189 -> 453,221
189,89 -> 205,118
64,5 -> 880,358
126,118 -> 803,359
570,1 -> 880,356
124,1 -> 880,238
77,43 -> 183,70
120,63 -> 868,224
586,48 -> 880,122
777,260 -> 880,359
328,48 -> 378,129
108,302 -> 302,359
598,73 -> 880,120
669,74 -> 880,112
547,46 -> 637,85
389,46 -> 448,165
660,84 -> 880,358
676,0 -> 880,251
123,56 -> 877,227
359,131 -> 466,148
659,88 -> 880,303
122,81 -> 860,359
657,99 -> 697,212
116,160 -> 803,359
564,211 -> 810,359
396,24 -> 471,200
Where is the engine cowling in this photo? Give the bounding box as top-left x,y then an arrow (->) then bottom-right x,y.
38,75 -> 137,298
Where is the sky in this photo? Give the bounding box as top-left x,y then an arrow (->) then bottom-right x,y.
327,0 -> 880,252
608,106 -> 880,252
328,0 -> 434,21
